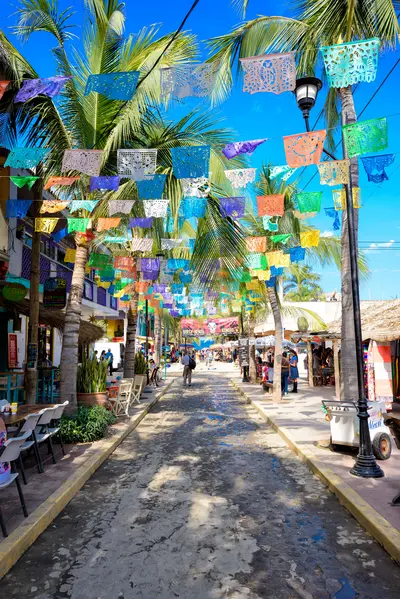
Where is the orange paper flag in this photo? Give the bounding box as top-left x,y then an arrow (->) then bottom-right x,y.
97,217 -> 121,232
256,194 -> 284,217
245,236 -> 267,253
0,81 -> 10,100
283,130 -> 326,167
44,176 -> 80,190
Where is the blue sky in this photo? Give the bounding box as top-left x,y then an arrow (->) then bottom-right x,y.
3,0 -> 400,300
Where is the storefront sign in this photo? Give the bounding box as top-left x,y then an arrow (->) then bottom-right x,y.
181,317 -> 239,337
238,337 -> 250,367
8,333 -> 18,368
2,283 -> 27,302
43,277 -> 67,309
27,342 -> 37,366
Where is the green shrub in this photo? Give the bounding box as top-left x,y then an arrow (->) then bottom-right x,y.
77,354 -> 108,393
60,405 -> 116,443
134,352 -> 147,375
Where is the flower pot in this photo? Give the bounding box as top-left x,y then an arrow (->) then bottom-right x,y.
77,392 -> 110,408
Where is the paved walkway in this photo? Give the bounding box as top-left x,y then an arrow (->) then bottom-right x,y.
2,373 -> 399,598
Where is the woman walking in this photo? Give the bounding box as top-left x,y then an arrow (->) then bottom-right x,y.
290,350 -> 299,393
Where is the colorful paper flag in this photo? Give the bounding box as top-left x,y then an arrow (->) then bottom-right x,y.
171,146 -> 210,179
61,149 -> 103,176
85,72 -> 140,100
257,194 -> 284,217
317,160 -> 350,186
284,130 -> 326,167
68,218 -> 91,233
35,218 -> 58,233
320,38 -> 379,88
342,117 -> 388,158
240,52 -> 296,95
300,230 -> 320,248
360,154 -> 395,183
6,200 -> 32,218
297,192 -> 322,214
222,139 -> 267,159
10,176 -> 38,190
44,176 -> 80,190
246,236 -> 267,253
97,217 -> 121,231
89,176 -> 120,192
5,148 -> 48,169
64,248 -> 76,263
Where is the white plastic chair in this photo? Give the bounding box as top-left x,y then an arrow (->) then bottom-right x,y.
18,410 -> 46,480
35,406 -> 59,465
109,381 -> 133,416
48,401 -> 69,457
129,380 -> 142,407
0,431 -> 30,537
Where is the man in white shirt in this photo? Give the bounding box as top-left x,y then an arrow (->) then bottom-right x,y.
181,352 -> 191,386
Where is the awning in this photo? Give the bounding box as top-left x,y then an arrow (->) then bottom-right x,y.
0,295 -> 104,344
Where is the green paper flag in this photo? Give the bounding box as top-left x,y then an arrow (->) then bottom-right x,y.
88,253 -> 112,268
271,234 -> 292,245
10,176 -> 39,190
342,117 -> 388,158
67,218 -> 90,233
297,192 -> 322,214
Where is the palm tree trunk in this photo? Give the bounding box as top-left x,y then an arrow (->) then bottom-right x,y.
123,290 -> 139,378
339,85 -> 359,401
60,237 -> 89,410
267,287 -> 282,402
26,193 -> 41,404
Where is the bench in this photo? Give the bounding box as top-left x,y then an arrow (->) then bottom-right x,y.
383,412 -> 400,506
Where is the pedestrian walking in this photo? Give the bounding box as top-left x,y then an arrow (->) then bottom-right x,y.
289,350 -> 299,393
182,351 -> 196,386
104,348 -> 114,376
281,352 -> 290,396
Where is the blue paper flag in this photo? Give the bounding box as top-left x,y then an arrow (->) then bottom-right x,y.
265,277 -> 277,288
171,146 -> 210,179
180,198 -> 207,219
6,200 -> 32,218
85,72 -> 140,101
136,174 -> 166,199
270,266 -> 284,277
52,228 -> 69,242
324,208 -> 341,231
360,154 -> 395,183
172,284 -> 184,294
167,259 -> 190,271
4,148 -> 48,169
180,272 -> 193,283
289,246 -> 306,263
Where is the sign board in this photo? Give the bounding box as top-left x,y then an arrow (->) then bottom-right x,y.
8,333 -> 18,368
2,283 -> 27,302
43,277 -> 67,309
27,342 -> 37,366
181,317 -> 239,337
238,337 -> 250,367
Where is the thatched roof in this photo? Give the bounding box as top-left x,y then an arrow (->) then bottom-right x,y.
0,295 -> 104,343
323,300 -> 400,342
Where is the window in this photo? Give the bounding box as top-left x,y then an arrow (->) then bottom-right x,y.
40,240 -> 56,260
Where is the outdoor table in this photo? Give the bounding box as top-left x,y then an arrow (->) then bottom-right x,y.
0,371 -> 25,404
2,404 -> 57,428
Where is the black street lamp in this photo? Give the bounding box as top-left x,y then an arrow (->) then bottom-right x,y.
293,77 -> 384,478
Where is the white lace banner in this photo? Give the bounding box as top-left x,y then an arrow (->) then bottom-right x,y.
161,238 -> 184,250
224,168 -> 257,189
240,52 -> 296,95
61,149 -> 103,176
117,149 -> 157,178
109,200 -> 135,215
160,63 -> 216,99
143,200 -> 170,218
180,177 -> 210,198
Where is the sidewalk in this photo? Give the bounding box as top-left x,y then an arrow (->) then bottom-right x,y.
229,368 -> 400,563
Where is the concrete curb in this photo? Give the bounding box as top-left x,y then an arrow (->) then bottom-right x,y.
0,378 -> 176,580
231,378 -> 400,565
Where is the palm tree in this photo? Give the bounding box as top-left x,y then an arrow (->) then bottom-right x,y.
208,0 -> 398,400
284,265 -> 325,301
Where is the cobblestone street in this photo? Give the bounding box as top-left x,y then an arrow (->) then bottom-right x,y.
2,373 -> 400,599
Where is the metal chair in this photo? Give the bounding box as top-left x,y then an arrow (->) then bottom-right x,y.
35,406 -> 59,465
0,431 -> 31,537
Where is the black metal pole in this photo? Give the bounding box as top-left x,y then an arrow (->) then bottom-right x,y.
304,112 -> 383,478
145,298 -> 149,366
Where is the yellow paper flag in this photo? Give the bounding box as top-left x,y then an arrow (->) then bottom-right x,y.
300,230 -> 320,248
64,248 -> 76,263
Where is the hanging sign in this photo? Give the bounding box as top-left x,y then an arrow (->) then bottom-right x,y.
43,277 -> 67,309
238,337 -> 250,367
8,333 -> 18,369
181,317 -> 239,337
2,283 -> 27,302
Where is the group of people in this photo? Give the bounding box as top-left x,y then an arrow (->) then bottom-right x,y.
92,349 -> 114,375
258,349 -> 299,396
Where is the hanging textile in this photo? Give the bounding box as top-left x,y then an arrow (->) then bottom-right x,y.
297,191 -> 322,214
52,228 -> 68,242
289,246 -> 306,262
14,76 -> 71,103
180,198 -> 207,219
85,71 -> 139,100
265,277 -> 277,288
246,236 -> 267,253
160,63 -> 216,99
5,148 -> 48,169
44,176 -> 80,190
88,253 -> 112,268
136,174 -> 166,199
61,149 -> 103,176
143,200 -> 169,218
135,281 -> 149,293
171,146 -> 210,179
222,139 -> 267,159
68,218 -> 90,233
256,269 -> 271,281
246,253 -> 267,270
270,266 -> 284,277
0,81 -> 9,99
153,284 -> 166,294
180,272 -> 192,284
332,187 -> 361,210
342,117 -> 388,158
109,200 -> 135,215
167,259 -> 190,271
219,196 -> 246,219
10,176 -> 38,190
6,200 -> 32,218
361,154 -> 395,183
224,168 -> 256,189
129,217 -> 153,228
262,216 -> 279,232
284,130 -> 326,167
117,149 -> 157,179
131,238 -> 153,252
180,177 -> 210,198
89,176 -> 120,192
265,251 -> 289,267
172,284 -> 184,294
96,217 -> 121,231
246,280 -> 260,291
271,233 -> 292,245
69,200 -> 99,213
317,159 -> 350,186
35,218 -> 58,233
141,258 -> 160,274
142,270 -> 159,282
161,239 -> 183,250
114,256 -> 135,270
324,208 -> 341,231
320,38 -> 380,88
300,230 -> 320,248
64,248 -> 76,263
41,200 -> 70,214
269,165 -> 297,182
257,194 -> 284,217
240,52 -> 296,95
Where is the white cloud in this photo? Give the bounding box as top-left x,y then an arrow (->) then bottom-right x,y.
320,230 -> 334,238
364,240 -> 394,254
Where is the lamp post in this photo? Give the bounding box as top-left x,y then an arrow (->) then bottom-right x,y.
293,78 -> 384,478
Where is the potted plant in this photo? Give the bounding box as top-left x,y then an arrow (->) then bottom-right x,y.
77,354 -> 109,408
134,352 -> 147,392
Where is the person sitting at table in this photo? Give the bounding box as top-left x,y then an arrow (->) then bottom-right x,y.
0,414 -> 10,484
